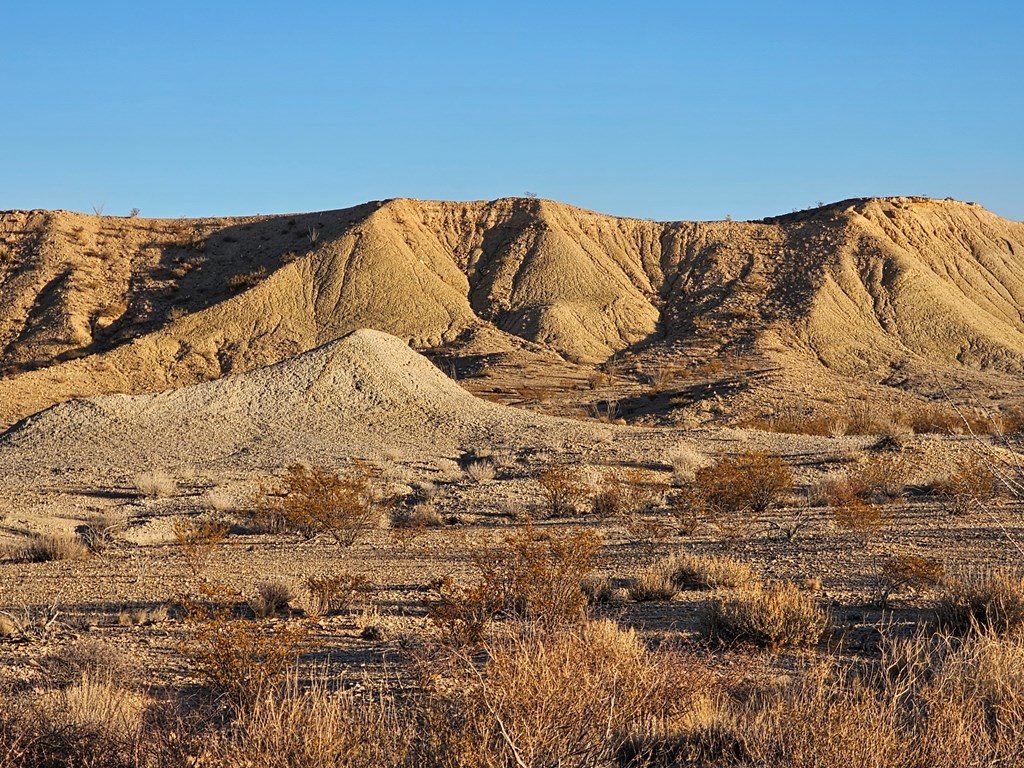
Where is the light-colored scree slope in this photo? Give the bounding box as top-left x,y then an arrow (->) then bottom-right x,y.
0,329 -> 607,475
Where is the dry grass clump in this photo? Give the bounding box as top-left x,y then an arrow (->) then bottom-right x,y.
250,580 -> 297,618
706,581 -> 828,649
12,532 -> 89,563
465,459 -> 496,483
392,502 -> 443,530
725,632 -> 1024,766
627,566 -> 679,602
14,674 -> 152,768
667,442 -> 709,485
77,512 -> 126,554
206,675 -> 409,767
303,572 -> 372,616
665,552 -> 756,590
537,463 -> 588,517
134,469 -> 177,498
256,462 -> 384,545
411,620 -> 712,767
202,486 -> 235,513
937,570 -> 1024,636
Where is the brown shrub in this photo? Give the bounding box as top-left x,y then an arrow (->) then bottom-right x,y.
832,499 -> 886,543
847,456 -> 908,503
693,451 -> 793,516
872,554 -> 945,608
172,517 -> 230,576
424,523 -> 603,643
932,455 -> 997,514
257,462 -> 383,546
303,572 -> 372,616
424,577 -> 502,647
180,583 -> 310,710
537,463 -> 587,517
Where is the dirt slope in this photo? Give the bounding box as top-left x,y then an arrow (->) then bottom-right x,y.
0,196 -> 1022,428
0,329 -> 611,478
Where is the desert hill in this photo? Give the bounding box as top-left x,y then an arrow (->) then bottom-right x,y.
0,196 -> 1022,428
0,329 -> 612,479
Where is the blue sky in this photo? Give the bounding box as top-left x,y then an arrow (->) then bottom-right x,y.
3,1 -> 1021,221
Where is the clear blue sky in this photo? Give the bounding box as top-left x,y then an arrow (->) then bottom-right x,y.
3,1 -> 1021,222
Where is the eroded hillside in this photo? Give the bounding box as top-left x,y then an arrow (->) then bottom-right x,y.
0,196 -> 1022,428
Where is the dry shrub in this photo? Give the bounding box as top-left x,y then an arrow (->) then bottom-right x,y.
832,499 -> 886,542
937,570 -> 1024,636
207,675 -> 409,768
134,470 -> 177,499
807,473 -> 857,507
410,620 -> 712,768
77,512 -> 126,554
7,674 -> 153,768
180,583 -> 310,710
624,513 -> 678,554
847,455 -> 908,502
424,523 -> 603,643
303,572 -> 372,616
424,577 -> 502,647
590,473 -> 626,518
665,552 -> 756,590
44,639 -> 131,689
13,532 -> 89,563
497,523 -> 603,625
537,463 -> 587,517
872,554 -> 945,608
727,632 -> 1024,767
706,581 -> 828,650
742,411 -> 837,436
909,402 -> 966,434
257,462 -> 383,545
227,265 -> 268,292
251,580 -> 297,618
690,452 -> 793,532
580,575 -> 615,606
172,517 -> 230,576
931,454 -> 997,514
590,467 -> 665,518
